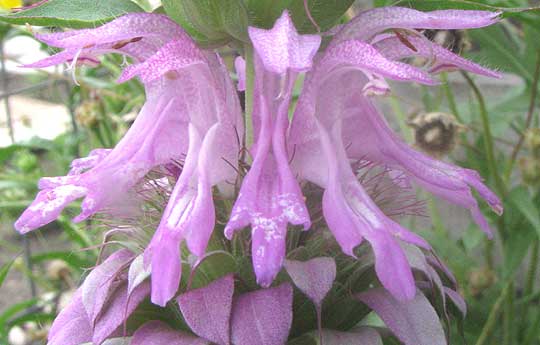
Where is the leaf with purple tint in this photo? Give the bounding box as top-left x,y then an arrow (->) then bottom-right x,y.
82,249 -> 134,327
82,338 -> 132,345
132,321 -> 210,345
356,288 -> 446,345
93,281 -> 150,345
284,257 -> 336,307
128,254 -> 151,295
444,287 -> 467,317
321,327 -> 383,345
177,275 -> 234,345
231,283 -> 293,345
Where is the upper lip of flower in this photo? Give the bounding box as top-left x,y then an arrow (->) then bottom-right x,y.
16,6 -> 504,305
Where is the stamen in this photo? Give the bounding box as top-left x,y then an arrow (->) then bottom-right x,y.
68,48 -> 83,86
303,0 -> 321,33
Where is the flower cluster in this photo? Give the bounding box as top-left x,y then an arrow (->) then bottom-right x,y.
16,6 -> 502,345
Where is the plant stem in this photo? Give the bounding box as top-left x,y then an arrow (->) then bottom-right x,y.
525,240 -> 539,296
521,239 -> 539,340
523,308 -> 540,345
475,281 -> 512,345
461,72 -> 506,196
389,96 -> 413,142
503,281 -> 514,345
243,44 -> 255,152
441,72 -> 462,122
504,49 -> 540,182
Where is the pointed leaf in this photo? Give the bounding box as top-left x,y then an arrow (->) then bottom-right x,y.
177,275 -> 234,345
356,288 -> 446,345
509,186 -> 540,238
284,257 -> 336,307
0,259 -> 14,288
93,281 -> 150,345
321,327 -> 383,345
128,254 -> 151,295
132,321 -> 210,345
444,288 -> 467,317
0,0 -> 144,28
82,249 -> 133,327
231,283 -> 293,345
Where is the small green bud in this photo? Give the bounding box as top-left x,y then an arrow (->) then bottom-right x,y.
518,157 -> 540,186
75,100 -> 100,128
468,267 -> 497,297
524,128 -> 540,156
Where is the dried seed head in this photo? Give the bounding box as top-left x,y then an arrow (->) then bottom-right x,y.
468,267 -> 497,297
46,259 -> 71,281
524,128 -> 540,156
519,157 -> 540,186
423,29 -> 471,54
409,112 -> 462,157
75,100 -> 100,128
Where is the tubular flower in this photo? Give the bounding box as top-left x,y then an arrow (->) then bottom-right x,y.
14,13 -> 242,306
15,13 -> 193,233
16,5 -> 504,325
224,11 -> 317,286
288,7 -> 502,299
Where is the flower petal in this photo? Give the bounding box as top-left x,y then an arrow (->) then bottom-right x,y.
336,7 -> 501,42
118,39 -> 206,83
248,10 -> 321,74
321,39 -> 436,86
35,13 -> 185,49
374,34 -> 501,78
14,185 -> 87,234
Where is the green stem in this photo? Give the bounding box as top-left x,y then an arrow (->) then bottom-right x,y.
525,240 -> 539,297
503,281 -> 514,345
244,44 -> 255,152
520,239 -> 539,340
440,72 -> 462,122
461,72 -> 506,196
389,96 -> 413,142
504,49 -> 540,182
475,281 -> 513,345
523,309 -> 540,345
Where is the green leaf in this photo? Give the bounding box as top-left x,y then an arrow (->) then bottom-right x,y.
0,0 -> 144,29
0,299 -> 38,329
509,186 -> 540,238
244,0 -> 355,33
0,137 -> 54,164
467,26 -> 533,83
31,251 -> 89,269
0,259 -> 14,289
163,0 -> 249,44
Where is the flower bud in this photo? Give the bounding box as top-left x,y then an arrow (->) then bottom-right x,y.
519,157 -> 540,186
408,112 -> 462,157
75,100 -> 100,128
468,267 -> 497,297
46,259 -> 71,281
8,326 -> 28,345
524,128 -> 540,155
